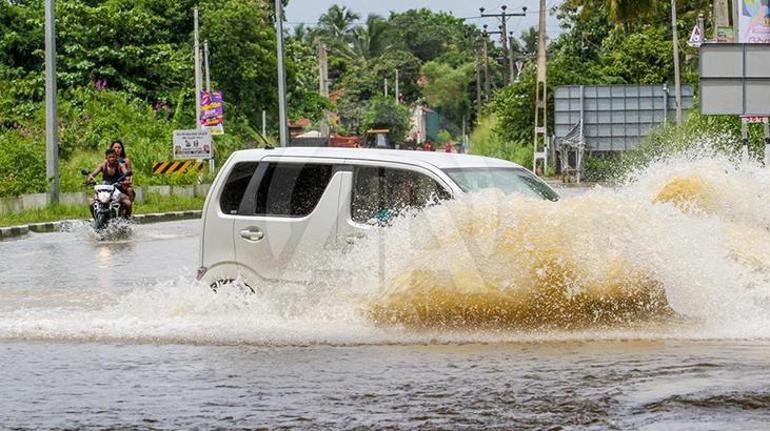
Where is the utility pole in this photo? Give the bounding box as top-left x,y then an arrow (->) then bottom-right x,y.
203,39 -> 211,92
482,26 -> 492,100
475,35 -> 483,115
194,7 -> 202,130
45,0 -> 59,204
533,0 -> 548,175
714,0 -> 731,38
318,42 -> 330,137
202,38 -> 215,174
671,0 -> 683,125
394,69 -> 400,104
274,0 -> 289,146
480,5 -> 526,86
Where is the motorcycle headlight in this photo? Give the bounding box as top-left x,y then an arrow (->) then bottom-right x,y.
97,191 -> 111,203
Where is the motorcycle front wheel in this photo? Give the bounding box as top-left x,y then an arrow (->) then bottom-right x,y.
95,212 -> 110,230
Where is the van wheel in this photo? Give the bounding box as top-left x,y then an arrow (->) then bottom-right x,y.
209,279 -> 256,294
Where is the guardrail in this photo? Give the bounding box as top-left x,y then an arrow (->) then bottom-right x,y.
0,184 -> 211,216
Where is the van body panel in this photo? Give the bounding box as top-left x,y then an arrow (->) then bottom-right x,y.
231,157 -> 345,284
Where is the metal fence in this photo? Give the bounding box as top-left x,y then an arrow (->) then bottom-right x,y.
555,85 -> 695,152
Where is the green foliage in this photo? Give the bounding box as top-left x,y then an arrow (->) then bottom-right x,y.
469,116 -> 533,169
362,96 -> 411,145
386,9 -> 472,63
420,61 -> 474,129
0,130 -> 46,196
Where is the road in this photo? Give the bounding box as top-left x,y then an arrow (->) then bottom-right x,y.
1,219 -> 770,429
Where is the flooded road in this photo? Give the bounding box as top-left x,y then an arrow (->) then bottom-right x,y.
4,155 -> 770,429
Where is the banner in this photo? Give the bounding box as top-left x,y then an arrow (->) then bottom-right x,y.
740,0 -> 770,43
199,91 -> 224,135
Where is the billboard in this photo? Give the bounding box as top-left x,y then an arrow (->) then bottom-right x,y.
173,129 -> 213,160
739,0 -> 770,43
199,91 -> 224,135
699,44 -> 770,115
554,85 -> 694,152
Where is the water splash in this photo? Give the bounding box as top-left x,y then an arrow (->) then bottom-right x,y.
4,151 -> 770,344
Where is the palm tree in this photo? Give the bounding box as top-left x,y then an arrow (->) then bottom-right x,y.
342,15 -> 392,63
518,27 -> 539,60
317,5 -> 360,43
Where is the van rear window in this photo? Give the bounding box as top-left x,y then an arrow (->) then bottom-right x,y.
219,162 -> 259,214
254,163 -> 333,217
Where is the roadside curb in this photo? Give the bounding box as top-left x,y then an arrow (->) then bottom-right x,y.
0,210 -> 201,242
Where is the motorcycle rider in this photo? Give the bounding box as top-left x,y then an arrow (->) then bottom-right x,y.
111,140 -> 135,202
87,148 -> 133,218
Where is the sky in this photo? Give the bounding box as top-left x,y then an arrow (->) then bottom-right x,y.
284,0 -> 563,40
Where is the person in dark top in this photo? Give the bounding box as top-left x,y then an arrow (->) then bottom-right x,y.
87,148 -> 133,217
111,140 -> 135,201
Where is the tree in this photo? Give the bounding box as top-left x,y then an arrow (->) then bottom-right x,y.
387,8 -> 470,63
200,0 -> 277,124
362,96 -> 411,145
337,14 -> 392,64
315,5 -> 359,45
420,61 -> 475,130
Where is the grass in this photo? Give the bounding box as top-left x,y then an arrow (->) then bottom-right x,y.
0,194 -> 205,227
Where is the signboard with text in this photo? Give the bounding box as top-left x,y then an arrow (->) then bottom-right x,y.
739,0 -> 770,43
173,129 -> 213,160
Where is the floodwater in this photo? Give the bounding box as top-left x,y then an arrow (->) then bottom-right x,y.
2,154 -> 770,429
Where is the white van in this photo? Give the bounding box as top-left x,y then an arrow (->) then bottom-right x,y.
196,147 -> 558,287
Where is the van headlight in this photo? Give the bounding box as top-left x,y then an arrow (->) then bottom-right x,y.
97,191 -> 111,203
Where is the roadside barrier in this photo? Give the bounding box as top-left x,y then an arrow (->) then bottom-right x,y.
152,161 -> 206,175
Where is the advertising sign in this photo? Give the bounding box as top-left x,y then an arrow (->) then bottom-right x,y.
173,129 -> 213,160
740,0 -> 770,43
199,90 -> 224,135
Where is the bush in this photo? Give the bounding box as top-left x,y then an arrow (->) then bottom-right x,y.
469,115 -> 533,168
0,87 -> 253,196
0,130 -> 46,196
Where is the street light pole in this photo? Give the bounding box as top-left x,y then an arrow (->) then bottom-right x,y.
45,0 -> 59,205
275,0 -> 289,147
194,7 -> 202,130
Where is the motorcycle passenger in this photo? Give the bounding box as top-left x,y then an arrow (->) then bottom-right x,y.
111,140 -> 135,201
87,148 -> 133,218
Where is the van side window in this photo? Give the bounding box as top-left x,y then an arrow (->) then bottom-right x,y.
219,162 -> 260,214
351,166 -> 450,225
254,163 -> 333,217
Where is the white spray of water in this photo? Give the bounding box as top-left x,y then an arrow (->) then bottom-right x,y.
3,150 -> 770,344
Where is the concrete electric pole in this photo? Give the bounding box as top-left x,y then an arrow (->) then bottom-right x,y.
318,42 -> 330,137
480,5 -> 526,86
203,39 -> 211,92
394,69 -> 400,104
275,0 -> 289,147
671,0 -> 683,125
714,0 -> 731,36
45,0 -> 59,204
533,0 -> 548,174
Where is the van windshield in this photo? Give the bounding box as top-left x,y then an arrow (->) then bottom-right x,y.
443,167 -> 559,201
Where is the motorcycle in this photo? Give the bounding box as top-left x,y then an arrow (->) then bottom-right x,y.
81,169 -> 133,230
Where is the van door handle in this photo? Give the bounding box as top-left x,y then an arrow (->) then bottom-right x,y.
345,233 -> 366,245
240,228 -> 264,242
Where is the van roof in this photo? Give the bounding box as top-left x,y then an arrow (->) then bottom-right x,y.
230,147 -> 523,170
